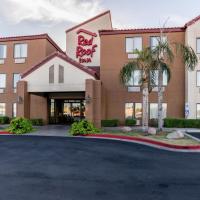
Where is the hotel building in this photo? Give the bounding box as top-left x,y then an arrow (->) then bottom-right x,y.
0,11 -> 200,127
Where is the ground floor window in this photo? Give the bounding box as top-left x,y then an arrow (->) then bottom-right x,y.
197,104 -> 200,119
125,102 -> 167,120
0,103 -> 6,116
150,103 -> 167,119
125,103 -> 142,119
12,103 -> 17,117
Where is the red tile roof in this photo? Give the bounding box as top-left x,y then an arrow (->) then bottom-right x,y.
66,10 -> 112,33
185,15 -> 200,27
21,51 -> 99,79
0,33 -> 62,52
99,27 -> 185,35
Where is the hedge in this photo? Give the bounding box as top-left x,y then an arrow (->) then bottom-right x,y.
0,116 -> 10,124
164,118 -> 200,128
30,119 -> 44,126
101,119 -> 119,127
125,119 -> 136,126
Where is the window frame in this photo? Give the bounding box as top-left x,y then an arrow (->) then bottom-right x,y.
127,69 -> 142,87
14,43 -> 28,59
196,103 -> 200,119
13,73 -> 21,88
0,73 -> 6,89
0,44 -> 7,59
149,103 -> 167,119
150,70 -> 168,87
12,103 -> 17,117
125,102 -> 142,119
197,71 -> 200,87
125,37 -> 142,53
150,36 -> 167,50
58,65 -> 64,83
49,65 -> 54,84
196,38 -> 200,54
0,103 -> 6,116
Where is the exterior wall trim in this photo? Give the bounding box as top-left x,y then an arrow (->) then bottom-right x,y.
99,27 -> 185,35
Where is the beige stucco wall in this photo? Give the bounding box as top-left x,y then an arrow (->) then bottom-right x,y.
66,12 -> 112,67
185,21 -> 200,118
22,56 -> 95,92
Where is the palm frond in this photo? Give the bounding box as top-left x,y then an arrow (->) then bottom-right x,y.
119,61 -> 138,86
176,43 -> 198,71
160,62 -> 171,83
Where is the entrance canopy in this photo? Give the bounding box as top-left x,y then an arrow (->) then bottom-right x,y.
21,51 -> 98,92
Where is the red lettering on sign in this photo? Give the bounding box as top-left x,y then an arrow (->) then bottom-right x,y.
76,29 -> 98,63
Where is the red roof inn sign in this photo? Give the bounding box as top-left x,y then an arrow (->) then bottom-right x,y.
76,29 -> 98,64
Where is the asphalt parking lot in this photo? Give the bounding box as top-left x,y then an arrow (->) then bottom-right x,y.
0,135 -> 200,200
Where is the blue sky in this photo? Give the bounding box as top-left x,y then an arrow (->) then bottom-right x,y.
1,0 -> 200,50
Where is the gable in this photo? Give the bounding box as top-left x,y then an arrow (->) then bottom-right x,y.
22,56 -> 95,92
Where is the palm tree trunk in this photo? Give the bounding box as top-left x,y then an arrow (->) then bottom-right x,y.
142,82 -> 149,132
158,68 -> 163,131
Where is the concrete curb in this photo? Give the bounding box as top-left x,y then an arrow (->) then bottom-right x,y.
84,134 -> 200,152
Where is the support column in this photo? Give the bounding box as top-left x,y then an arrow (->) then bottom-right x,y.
16,81 -> 30,119
85,79 -> 101,128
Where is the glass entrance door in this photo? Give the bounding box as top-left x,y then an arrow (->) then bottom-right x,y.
49,99 -> 85,124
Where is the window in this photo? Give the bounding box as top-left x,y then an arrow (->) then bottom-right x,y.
0,103 -> 6,116
126,37 -> 142,53
49,65 -> 54,84
59,65 -> 64,83
0,74 -> 6,88
197,104 -> 200,119
150,103 -> 167,119
13,74 -> 21,88
0,45 -> 7,59
150,70 -> 168,86
125,103 -> 142,119
12,103 -> 17,117
197,71 -> 200,86
14,44 -> 27,58
128,70 -> 142,86
50,99 -> 55,117
197,38 -> 200,54
150,36 -> 167,50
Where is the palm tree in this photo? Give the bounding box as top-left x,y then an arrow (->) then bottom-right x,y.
120,48 -> 171,132
153,34 -> 198,131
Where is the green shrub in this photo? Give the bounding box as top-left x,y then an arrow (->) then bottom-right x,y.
0,116 -> 10,124
7,117 -> 33,134
30,118 -> 44,126
164,118 -> 200,128
70,120 -> 100,136
101,119 -> 119,127
149,118 -> 158,127
125,119 -> 136,126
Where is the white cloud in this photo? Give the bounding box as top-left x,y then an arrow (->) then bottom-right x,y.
0,0 -> 104,24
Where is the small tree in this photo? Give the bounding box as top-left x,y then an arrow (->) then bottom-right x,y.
120,48 -> 171,132
153,33 -> 198,131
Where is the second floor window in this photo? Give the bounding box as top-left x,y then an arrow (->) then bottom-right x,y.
150,36 -> 167,50
14,44 -> 27,58
0,74 -> 6,88
128,70 -> 142,86
0,45 -> 7,59
13,74 -> 21,88
126,37 -> 142,53
197,38 -> 200,54
150,70 -> 168,86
